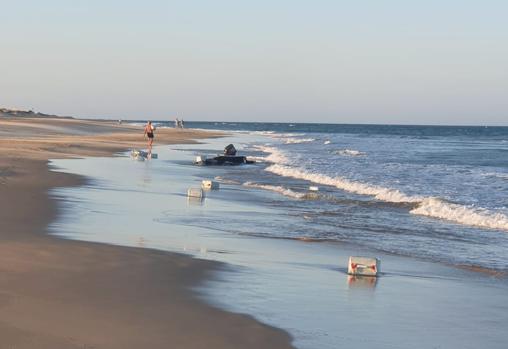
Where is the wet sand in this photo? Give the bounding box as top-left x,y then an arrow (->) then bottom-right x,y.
47,137 -> 508,349
0,117 -> 294,348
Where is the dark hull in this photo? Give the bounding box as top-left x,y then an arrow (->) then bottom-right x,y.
201,156 -> 254,166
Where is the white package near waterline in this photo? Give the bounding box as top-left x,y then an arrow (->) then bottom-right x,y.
309,186 -> 319,191
130,149 -> 141,158
347,256 -> 380,276
187,188 -> 204,199
130,150 -> 145,161
195,155 -> 207,165
130,149 -> 157,160
202,180 -> 219,190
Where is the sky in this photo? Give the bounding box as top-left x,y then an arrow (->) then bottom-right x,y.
1,0 -> 507,125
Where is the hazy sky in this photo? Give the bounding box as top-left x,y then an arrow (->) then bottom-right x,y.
1,0 -> 507,124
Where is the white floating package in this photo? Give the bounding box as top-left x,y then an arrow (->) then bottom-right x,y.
130,149 -> 157,160
130,150 -> 145,161
347,256 -> 380,276
195,155 -> 206,165
187,188 -> 204,198
202,180 -> 219,190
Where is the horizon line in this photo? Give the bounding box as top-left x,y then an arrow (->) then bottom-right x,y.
90,117 -> 508,128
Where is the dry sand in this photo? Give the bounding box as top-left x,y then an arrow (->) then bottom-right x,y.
0,117 -> 294,348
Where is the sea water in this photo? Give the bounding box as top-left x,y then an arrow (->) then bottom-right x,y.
48,123 -> 508,349
168,122 -> 508,271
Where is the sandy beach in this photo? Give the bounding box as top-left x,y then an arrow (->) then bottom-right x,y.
0,117 -> 294,348
3,1 -> 507,347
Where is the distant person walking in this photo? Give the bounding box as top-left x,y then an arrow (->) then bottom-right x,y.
144,121 -> 155,155
175,117 -> 184,129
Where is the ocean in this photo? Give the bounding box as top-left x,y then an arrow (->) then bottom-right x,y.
48,122 -> 508,349
161,122 -> 508,272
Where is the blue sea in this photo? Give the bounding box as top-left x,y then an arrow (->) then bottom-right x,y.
155,122 -> 508,271
49,121 -> 508,349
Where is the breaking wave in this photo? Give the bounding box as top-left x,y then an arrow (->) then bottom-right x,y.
284,138 -> 316,144
252,145 -> 289,164
243,182 -> 306,199
259,132 -> 305,139
246,156 -> 268,163
265,164 -> 508,231
265,164 -> 419,203
334,149 -> 366,157
483,172 -> 508,181
214,176 -> 241,185
410,198 -> 508,231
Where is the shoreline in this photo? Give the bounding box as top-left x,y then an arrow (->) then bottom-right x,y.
0,117 -> 294,348
47,136 -> 508,349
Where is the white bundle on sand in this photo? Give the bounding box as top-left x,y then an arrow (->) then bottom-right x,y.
202,180 -> 219,190
347,256 -> 380,276
130,150 -> 145,161
130,150 -> 157,160
195,155 -> 207,165
187,188 -> 204,199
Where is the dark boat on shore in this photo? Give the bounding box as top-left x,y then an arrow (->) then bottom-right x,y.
194,144 -> 255,166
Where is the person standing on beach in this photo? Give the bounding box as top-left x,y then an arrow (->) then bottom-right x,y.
144,121 -> 155,155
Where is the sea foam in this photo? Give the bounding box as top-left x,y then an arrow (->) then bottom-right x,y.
410,198 -> 508,231
284,138 -> 316,144
334,149 -> 366,157
253,145 -> 290,164
243,182 -> 306,199
483,172 -> 508,181
265,164 -> 419,203
265,164 -> 508,231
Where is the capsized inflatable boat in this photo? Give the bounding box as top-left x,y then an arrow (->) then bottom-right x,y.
194,144 -> 255,166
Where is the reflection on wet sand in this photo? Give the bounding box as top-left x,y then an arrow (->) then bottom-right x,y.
187,196 -> 205,206
347,275 -> 378,289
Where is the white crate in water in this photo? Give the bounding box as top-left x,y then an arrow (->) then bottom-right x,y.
187,188 -> 204,198
309,186 -> 319,191
130,150 -> 145,162
130,149 -> 157,160
201,180 -> 219,190
195,155 -> 207,164
130,150 -> 142,158
347,256 -> 380,276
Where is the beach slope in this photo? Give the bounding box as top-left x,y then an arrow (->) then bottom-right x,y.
0,117 -> 294,348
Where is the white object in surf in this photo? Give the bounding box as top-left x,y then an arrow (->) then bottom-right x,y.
309,186 -> 319,191
187,188 -> 204,199
195,155 -> 207,165
130,150 -> 145,161
131,149 -> 157,160
202,180 -> 219,190
347,256 -> 380,276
